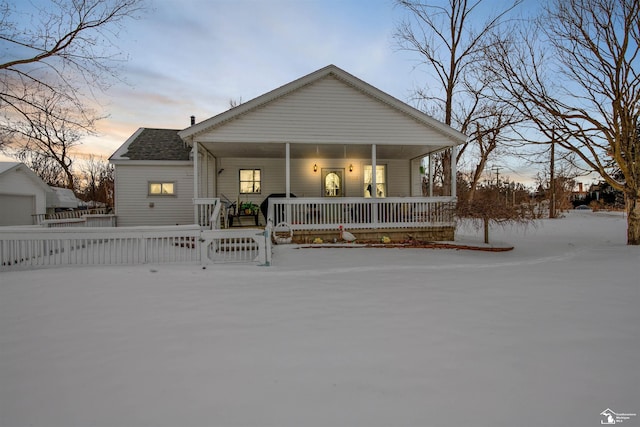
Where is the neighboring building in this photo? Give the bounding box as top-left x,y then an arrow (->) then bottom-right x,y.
110,65 -> 467,239
0,162 -> 52,226
47,187 -> 81,212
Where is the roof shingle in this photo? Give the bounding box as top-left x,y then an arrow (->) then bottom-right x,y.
122,128 -> 190,161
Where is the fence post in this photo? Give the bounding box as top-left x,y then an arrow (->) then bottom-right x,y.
256,228 -> 271,267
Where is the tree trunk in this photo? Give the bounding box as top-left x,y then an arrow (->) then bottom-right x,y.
483,217 -> 490,244
442,149 -> 451,196
626,190 -> 640,245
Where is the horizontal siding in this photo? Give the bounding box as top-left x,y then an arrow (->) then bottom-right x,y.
214,157 -> 415,204
198,76 -> 448,145
115,164 -> 194,226
0,172 -> 47,216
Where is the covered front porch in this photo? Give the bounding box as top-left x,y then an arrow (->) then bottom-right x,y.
180,65 -> 466,241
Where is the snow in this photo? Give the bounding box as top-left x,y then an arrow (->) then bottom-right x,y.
1,211 -> 638,427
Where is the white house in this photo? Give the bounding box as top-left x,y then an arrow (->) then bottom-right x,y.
0,162 -> 52,226
110,65 -> 467,241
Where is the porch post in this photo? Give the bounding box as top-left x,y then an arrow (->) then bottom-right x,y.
285,143 -> 291,197
451,145 -> 457,198
371,144 -> 378,225
285,142 -> 291,224
193,141 -> 199,223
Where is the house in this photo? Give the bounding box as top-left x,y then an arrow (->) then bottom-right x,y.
0,162 -> 52,226
110,64 -> 467,240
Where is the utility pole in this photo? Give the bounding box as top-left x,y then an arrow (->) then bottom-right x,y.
550,134 -> 556,219
491,166 -> 501,187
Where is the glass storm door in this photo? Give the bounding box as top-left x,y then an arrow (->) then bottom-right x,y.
322,169 -> 344,197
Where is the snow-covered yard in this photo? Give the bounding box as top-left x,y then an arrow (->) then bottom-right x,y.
1,211 -> 638,427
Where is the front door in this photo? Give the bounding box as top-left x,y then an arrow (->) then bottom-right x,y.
322,169 -> 344,197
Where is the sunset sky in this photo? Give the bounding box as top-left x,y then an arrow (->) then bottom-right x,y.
5,0 -> 545,183
88,0 -> 423,157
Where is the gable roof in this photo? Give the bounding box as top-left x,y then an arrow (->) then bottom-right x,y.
110,128 -> 191,162
179,64 -> 467,144
0,162 -> 52,192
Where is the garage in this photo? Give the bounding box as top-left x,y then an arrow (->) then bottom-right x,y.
0,162 -> 51,226
0,193 -> 36,225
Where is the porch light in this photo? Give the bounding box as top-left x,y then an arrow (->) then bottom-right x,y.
313,163 -> 318,172
349,164 -> 353,172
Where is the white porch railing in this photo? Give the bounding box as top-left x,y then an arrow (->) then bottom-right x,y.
32,208 -> 112,225
0,224 -> 271,270
266,197 -> 456,230
194,198 -> 222,228
41,214 -> 117,228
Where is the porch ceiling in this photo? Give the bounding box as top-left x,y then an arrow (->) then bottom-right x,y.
197,142 -> 448,160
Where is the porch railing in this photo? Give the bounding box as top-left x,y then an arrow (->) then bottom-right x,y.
194,198 -> 221,228
266,197 -> 456,230
32,208 -> 112,225
41,214 -> 117,228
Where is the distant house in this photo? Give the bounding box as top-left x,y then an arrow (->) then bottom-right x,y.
0,162 -> 52,226
110,65 -> 467,240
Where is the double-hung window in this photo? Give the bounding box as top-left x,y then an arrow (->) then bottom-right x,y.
240,169 -> 261,194
363,165 -> 386,198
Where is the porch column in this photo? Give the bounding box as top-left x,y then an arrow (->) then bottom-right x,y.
451,145 -> 457,198
285,142 -> 291,224
371,144 -> 378,225
371,144 -> 377,197
192,141 -> 199,223
285,143 -> 291,197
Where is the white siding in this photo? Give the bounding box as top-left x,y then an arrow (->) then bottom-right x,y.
114,164 -> 194,226
215,157 -> 413,205
198,76 -> 449,145
0,168 -> 47,225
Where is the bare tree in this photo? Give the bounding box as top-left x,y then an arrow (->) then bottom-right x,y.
3,90 -> 96,189
76,156 -> 114,206
457,184 -> 534,244
14,150 -> 68,188
0,0 -> 144,152
394,0 -> 522,195
490,0 -> 640,244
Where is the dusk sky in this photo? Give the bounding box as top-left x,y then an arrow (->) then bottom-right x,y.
6,0 -> 544,183
94,0 -> 429,157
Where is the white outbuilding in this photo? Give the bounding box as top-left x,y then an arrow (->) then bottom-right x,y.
0,162 -> 52,226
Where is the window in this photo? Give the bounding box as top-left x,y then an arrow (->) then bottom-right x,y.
364,165 -> 386,198
240,169 -> 261,194
148,182 -> 175,196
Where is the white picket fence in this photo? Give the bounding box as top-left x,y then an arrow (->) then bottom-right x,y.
0,225 -> 271,271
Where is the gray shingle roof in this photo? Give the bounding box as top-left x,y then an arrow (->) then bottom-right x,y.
122,128 -> 191,160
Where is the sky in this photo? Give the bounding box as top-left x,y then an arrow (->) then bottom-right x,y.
3,0 -> 547,184
93,0 -> 430,155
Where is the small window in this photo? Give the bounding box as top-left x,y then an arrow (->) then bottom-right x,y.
149,182 -> 175,196
240,169 -> 261,194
